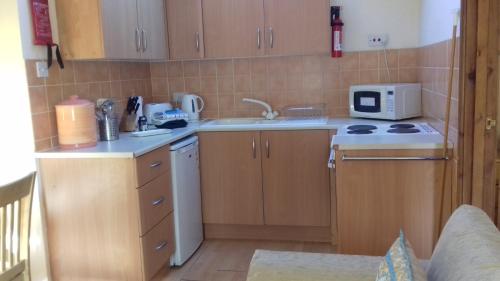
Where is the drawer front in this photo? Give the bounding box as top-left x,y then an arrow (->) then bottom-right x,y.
136,146 -> 171,186
138,172 -> 173,235
141,214 -> 175,281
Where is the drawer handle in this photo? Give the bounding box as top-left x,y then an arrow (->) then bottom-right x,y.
152,196 -> 165,206
155,241 -> 168,251
150,161 -> 162,168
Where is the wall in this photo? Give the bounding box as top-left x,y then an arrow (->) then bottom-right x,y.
420,0 -> 461,46
334,0 -> 421,51
149,50 -> 418,119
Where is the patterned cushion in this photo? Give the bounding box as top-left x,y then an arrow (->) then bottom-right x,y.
427,205 -> 500,281
376,230 -> 427,281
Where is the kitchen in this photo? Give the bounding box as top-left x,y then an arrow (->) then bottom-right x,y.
0,0 -> 499,281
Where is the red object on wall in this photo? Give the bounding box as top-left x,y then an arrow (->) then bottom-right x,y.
31,0 -> 53,45
331,6 -> 343,58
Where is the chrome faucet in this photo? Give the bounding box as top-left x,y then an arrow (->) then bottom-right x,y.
242,98 -> 279,120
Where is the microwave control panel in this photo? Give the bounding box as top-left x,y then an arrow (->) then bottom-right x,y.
386,91 -> 395,113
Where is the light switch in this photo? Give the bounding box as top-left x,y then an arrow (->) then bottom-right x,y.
36,61 -> 49,78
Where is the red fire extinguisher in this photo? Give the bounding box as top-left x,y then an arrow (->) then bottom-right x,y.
331,6 -> 343,58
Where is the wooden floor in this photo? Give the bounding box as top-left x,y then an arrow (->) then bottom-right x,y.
152,239 -> 337,281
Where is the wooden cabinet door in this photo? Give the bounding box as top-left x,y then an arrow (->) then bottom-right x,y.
202,0 -> 265,58
199,132 -> 264,225
166,0 -> 205,59
335,149 -> 447,258
261,130 -> 331,226
263,0 -> 330,56
102,0 -> 141,59
139,0 -> 168,59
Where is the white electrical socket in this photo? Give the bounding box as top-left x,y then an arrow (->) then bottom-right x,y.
36,61 -> 49,78
368,34 -> 389,47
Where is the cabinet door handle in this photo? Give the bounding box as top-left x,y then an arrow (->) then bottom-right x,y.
195,32 -> 200,52
269,27 -> 274,48
257,28 -> 261,49
135,28 -> 142,52
252,138 -> 256,159
155,241 -> 168,251
142,29 -> 148,52
152,196 -> 165,206
150,161 -> 162,168
265,139 -> 270,158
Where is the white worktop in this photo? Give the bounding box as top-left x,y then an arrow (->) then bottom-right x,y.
35,118 -> 449,159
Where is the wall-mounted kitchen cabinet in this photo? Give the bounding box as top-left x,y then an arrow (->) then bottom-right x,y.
263,0 -> 330,56
56,0 -> 167,60
201,0 -> 329,58
166,0 -> 205,59
202,0 -> 265,58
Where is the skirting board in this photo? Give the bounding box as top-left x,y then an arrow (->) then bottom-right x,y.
204,224 -> 332,243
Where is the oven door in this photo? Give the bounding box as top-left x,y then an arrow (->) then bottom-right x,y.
353,90 -> 382,113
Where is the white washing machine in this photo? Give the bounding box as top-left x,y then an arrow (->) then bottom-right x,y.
169,135 -> 204,266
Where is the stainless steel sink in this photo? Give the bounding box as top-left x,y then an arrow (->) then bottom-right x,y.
212,118 -> 263,125
205,117 -> 328,127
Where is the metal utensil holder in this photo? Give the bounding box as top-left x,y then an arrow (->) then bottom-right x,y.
99,116 -> 119,141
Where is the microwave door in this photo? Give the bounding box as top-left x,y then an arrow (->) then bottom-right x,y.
353,91 -> 381,113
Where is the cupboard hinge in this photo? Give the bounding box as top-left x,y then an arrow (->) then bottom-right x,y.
486,118 -> 497,130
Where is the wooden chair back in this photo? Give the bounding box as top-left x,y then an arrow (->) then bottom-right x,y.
0,172 -> 36,281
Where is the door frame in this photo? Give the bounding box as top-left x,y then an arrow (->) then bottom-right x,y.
459,0 -> 499,222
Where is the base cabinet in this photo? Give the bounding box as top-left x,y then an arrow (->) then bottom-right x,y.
38,146 -> 175,281
199,130 -> 331,233
335,149 -> 452,258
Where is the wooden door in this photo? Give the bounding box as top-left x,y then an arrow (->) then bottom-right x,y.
199,132 -> 264,225
261,130 -> 330,227
335,149 -> 451,258
202,0 -> 265,58
102,0 -> 141,59
139,0 -> 168,59
166,0 -> 205,59
263,0 -> 330,56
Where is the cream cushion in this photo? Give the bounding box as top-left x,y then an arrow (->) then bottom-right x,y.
247,250 -> 382,281
427,205 -> 500,281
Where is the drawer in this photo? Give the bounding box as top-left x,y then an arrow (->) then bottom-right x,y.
141,214 -> 175,281
136,146 -> 171,186
138,172 -> 173,235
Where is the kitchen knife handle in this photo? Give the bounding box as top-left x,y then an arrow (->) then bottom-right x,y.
257,28 -> 261,49
135,28 -> 141,52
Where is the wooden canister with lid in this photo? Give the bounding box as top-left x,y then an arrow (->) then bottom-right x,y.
55,95 -> 97,149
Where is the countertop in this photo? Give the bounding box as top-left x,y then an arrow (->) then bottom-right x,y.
35,118 -> 449,159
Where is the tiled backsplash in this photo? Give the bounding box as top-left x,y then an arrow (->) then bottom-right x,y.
417,39 -> 460,144
150,50 -> 418,119
25,60 -> 152,151
26,48 -> 431,151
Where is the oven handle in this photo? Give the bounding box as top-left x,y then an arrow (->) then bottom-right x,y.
341,155 -> 449,161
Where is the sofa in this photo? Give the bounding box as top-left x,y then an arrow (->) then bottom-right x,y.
246,205 -> 500,281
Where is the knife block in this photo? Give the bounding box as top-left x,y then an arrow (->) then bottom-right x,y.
120,111 -> 137,132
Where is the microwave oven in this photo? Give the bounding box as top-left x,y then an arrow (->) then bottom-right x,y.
349,83 -> 422,120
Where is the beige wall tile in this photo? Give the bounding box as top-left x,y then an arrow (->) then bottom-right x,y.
250,58 -> 267,74
185,77 -> 201,92
287,73 -> 303,91
46,63 -> 61,85
339,53 -> 359,71
151,78 -> 169,96
217,76 -> 234,93
234,59 -> 250,75
46,85 -> 63,111
339,71 -> 360,89
267,57 -> 288,74
32,113 -> 51,140
286,56 -> 304,74
35,138 -> 52,152
379,68 -> 398,83
60,61 -> 75,84
251,73 -> 267,92
267,74 -> 287,91
29,86 -> 48,114
399,68 -> 417,83
109,62 -> 122,81
379,49 -> 398,69
150,62 -> 167,78
201,77 -> 218,92
302,73 -> 322,91
200,61 -> 217,76
167,61 -> 184,77
216,59 -> 234,76
322,73 -> 340,90
322,57 -> 340,73
168,77 -> 185,94
234,75 -> 251,92
399,48 -> 418,67
359,70 -> 379,84
359,51 -> 379,69
303,55 -> 323,73
74,61 -> 110,82
183,61 -> 200,77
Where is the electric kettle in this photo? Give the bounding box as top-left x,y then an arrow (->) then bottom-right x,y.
181,94 -> 205,121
